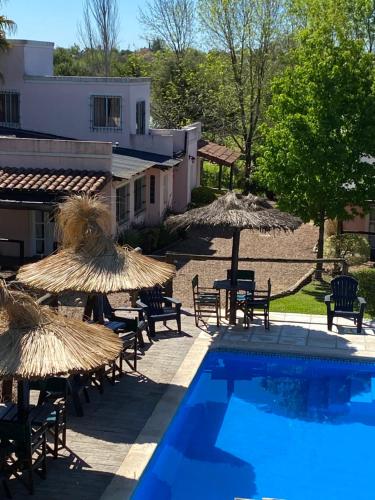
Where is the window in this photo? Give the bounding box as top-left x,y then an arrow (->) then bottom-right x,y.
0,91 -> 20,126
34,210 -> 45,255
150,175 -> 156,204
116,184 -> 130,223
136,100 -> 146,135
134,176 -> 146,213
163,175 -> 169,206
92,95 -> 121,130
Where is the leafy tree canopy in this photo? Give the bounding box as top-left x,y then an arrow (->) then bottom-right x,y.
258,29 -> 375,226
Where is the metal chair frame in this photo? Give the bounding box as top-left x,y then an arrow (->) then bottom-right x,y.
192,274 -> 221,327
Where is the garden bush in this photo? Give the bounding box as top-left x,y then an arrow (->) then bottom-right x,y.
351,268 -> 375,317
190,186 -> 217,207
324,234 -> 370,266
118,224 -> 178,254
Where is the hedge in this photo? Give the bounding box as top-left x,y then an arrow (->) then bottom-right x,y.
190,186 -> 217,207
118,225 -> 178,254
351,268 -> 375,317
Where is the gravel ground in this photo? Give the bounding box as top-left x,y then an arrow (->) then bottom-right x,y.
108,222 -> 319,310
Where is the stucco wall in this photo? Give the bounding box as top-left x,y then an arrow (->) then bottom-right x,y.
0,209 -> 32,257
0,40 -> 151,148
0,137 -> 113,172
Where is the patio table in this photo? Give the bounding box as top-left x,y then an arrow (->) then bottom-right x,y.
0,403 -> 55,425
213,279 -> 255,325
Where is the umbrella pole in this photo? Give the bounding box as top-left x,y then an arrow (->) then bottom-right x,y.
17,380 -> 30,419
229,229 -> 241,325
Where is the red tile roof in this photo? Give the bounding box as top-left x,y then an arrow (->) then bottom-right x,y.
0,167 -> 109,194
197,140 -> 241,167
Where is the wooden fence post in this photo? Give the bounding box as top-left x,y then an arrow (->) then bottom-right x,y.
165,253 -> 174,297
341,260 -> 349,276
1,380 -> 13,403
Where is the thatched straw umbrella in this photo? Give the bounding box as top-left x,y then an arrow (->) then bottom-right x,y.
0,281 -> 122,416
17,196 -> 175,296
166,191 -> 302,324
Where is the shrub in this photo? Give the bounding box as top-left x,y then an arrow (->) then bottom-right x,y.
351,268 -> 375,317
118,225 -> 177,253
324,234 -> 370,266
190,186 -> 217,207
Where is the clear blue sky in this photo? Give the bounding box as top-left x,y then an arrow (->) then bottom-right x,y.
4,0 -> 149,49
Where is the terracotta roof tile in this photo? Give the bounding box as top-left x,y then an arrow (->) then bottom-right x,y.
0,167 -> 109,194
197,139 -> 241,166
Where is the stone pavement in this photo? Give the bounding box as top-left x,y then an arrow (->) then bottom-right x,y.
215,312 -> 375,360
7,310 -> 375,499
9,311 -> 202,500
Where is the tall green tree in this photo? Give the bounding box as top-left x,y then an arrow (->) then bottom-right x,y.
0,0 -> 15,52
257,28 -> 375,267
198,0 -> 290,189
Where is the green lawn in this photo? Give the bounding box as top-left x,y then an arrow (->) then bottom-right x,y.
270,280 -> 331,315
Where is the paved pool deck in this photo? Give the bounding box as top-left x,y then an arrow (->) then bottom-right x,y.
9,310 -> 375,499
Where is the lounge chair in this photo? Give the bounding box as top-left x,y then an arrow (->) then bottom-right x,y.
325,276 -> 366,333
137,286 -> 182,337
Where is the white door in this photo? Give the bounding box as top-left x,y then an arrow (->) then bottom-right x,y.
33,210 -> 55,257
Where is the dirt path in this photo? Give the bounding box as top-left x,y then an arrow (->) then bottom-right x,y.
107,223 -> 318,310
168,223 -> 318,308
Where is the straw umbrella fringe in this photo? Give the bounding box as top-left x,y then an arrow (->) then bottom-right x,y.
17,195 -> 175,293
0,283 -> 122,380
166,191 -> 302,324
166,192 -> 301,233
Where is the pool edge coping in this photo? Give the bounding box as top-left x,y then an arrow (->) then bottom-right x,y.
100,331 -> 212,500
100,312 -> 375,500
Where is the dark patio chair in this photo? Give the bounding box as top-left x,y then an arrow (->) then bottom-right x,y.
192,274 -> 220,327
244,278 -> 271,329
32,378 -> 67,459
85,294 -> 145,347
31,376 -> 88,418
137,286 -> 182,337
225,269 -> 255,317
0,442 -> 13,498
325,276 -> 366,333
0,419 -> 47,495
108,320 -> 147,381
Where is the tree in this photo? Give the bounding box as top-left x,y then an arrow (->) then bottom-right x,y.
139,0 -> 195,59
0,0 -> 15,52
198,0 -> 290,189
150,48 -> 208,127
257,28 -> 375,270
78,0 -> 119,76
289,0 -> 375,53
54,45 -> 91,76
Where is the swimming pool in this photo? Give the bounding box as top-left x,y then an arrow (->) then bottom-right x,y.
132,351 -> 375,500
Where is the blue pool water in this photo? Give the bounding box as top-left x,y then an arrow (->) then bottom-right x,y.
132,351 -> 375,500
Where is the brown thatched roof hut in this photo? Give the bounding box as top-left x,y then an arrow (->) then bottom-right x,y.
166,191 -> 301,233
17,196 -> 175,294
166,191 -> 302,323
0,282 -> 122,380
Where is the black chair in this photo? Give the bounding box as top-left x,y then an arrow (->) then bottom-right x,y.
325,276 -> 366,333
109,320 -> 147,381
32,379 -> 67,459
137,286 -> 182,337
192,275 -> 220,327
244,278 -> 271,329
102,295 -> 145,347
225,269 -> 255,318
0,419 -> 47,495
0,441 -> 13,498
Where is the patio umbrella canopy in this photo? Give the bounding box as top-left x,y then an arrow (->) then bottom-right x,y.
166,191 -> 302,323
17,196 -> 175,294
0,282 -> 122,380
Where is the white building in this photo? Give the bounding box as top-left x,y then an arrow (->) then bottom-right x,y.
0,40 -> 202,260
